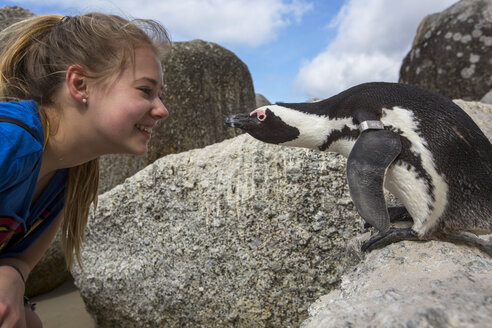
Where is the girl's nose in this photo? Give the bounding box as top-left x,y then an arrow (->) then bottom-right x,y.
153,98 -> 169,120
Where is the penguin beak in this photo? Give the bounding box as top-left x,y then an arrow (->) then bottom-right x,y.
225,113 -> 258,129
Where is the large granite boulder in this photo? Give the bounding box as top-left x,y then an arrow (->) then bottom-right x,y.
255,93 -> 271,107
24,230 -> 70,297
301,240 -> 492,328
98,39 -> 254,193
399,0 -> 492,100
481,89 -> 492,104
98,155 -> 146,194
72,134 -> 364,327
453,99 -> 492,141
0,6 -> 33,32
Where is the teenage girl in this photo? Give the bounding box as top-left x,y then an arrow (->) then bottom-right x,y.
0,13 -> 169,327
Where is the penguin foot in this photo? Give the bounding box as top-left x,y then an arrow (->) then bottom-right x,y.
361,227 -> 421,252
363,206 -> 413,229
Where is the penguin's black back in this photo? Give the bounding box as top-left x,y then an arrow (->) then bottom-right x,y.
279,82 -> 476,125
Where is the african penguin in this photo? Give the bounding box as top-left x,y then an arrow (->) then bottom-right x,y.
225,82 -> 492,255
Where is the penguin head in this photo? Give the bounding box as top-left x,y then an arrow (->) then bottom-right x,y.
225,106 -> 300,144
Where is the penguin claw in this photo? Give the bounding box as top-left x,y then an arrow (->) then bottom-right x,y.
361,227 -> 421,252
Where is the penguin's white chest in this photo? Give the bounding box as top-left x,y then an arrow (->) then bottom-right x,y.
381,107 -> 449,235
383,164 -> 434,231
327,139 -> 356,158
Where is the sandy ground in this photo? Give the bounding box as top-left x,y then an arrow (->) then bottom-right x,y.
31,276 -> 95,328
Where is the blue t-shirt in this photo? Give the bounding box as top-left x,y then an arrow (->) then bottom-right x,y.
0,100 -> 67,257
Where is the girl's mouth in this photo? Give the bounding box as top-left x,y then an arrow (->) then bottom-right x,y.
135,124 -> 152,133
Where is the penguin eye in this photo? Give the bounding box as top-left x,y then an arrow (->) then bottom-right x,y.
250,109 -> 267,122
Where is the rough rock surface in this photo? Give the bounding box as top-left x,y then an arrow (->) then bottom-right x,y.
481,89 -> 492,104
453,99 -> 492,141
24,231 -> 69,297
73,134 -> 364,327
98,155 -> 147,194
98,40 -> 254,193
0,6 -> 33,32
399,0 -> 492,100
255,93 -> 271,107
301,241 -> 492,328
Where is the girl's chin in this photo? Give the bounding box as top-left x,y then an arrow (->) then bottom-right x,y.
126,143 -> 149,156
133,147 -> 148,156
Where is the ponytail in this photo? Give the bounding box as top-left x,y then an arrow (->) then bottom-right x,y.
0,15 -> 64,102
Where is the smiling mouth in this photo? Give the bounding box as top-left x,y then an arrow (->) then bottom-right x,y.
135,124 -> 152,133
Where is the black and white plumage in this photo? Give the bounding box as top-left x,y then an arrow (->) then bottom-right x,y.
225,82 -> 492,254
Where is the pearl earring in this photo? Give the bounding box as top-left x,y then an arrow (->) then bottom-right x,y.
82,98 -> 87,104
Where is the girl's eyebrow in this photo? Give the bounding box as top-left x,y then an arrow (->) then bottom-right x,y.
138,77 -> 158,85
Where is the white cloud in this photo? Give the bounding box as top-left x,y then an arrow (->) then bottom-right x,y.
148,0 -> 313,46
294,0 -> 457,98
12,0 -> 313,47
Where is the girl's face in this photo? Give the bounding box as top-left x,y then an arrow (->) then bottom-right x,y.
87,46 -> 168,156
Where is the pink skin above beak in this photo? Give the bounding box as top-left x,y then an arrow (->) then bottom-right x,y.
250,109 -> 267,121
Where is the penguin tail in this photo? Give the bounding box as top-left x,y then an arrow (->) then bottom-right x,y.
437,231 -> 492,257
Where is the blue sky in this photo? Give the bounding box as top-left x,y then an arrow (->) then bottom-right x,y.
1,0 -> 456,103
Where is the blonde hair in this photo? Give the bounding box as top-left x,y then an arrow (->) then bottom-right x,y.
0,13 -> 169,268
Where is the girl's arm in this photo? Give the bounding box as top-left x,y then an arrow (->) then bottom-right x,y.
0,212 -> 64,327
0,212 -> 64,280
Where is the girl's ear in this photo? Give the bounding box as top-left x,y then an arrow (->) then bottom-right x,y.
66,65 -> 89,105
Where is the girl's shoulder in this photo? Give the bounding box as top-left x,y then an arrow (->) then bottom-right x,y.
0,100 -> 43,191
0,100 -> 44,142
0,100 -> 43,152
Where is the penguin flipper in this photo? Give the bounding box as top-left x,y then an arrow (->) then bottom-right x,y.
347,129 -> 401,232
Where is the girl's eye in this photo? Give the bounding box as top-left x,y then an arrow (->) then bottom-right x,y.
139,87 -> 153,95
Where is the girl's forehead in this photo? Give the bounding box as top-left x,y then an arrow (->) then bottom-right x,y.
135,48 -> 161,70
124,47 -> 162,82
